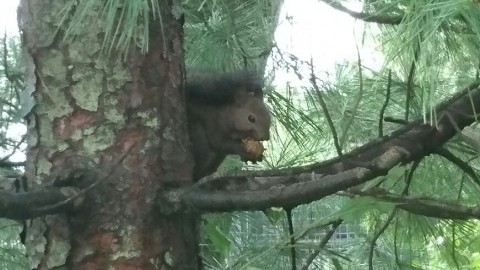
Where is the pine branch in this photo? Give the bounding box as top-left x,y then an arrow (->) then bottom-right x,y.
320,0 -> 403,25
0,187 -> 82,219
157,81 -> 480,214
349,187 -> 480,220
0,149 -> 131,219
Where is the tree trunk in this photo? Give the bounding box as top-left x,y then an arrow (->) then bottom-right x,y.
18,0 -> 198,269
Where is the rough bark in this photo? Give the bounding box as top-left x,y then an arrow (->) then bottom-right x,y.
18,0 -> 197,269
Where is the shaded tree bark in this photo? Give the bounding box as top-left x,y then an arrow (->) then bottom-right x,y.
18,0 -> 197,269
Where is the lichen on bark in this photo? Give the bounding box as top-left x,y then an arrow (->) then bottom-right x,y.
19,0 -> 197,268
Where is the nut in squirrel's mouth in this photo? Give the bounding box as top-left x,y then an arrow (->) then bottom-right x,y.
241,137 -> 265,158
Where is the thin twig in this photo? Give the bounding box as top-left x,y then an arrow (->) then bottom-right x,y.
308,60 -> 343,156
435,148 -> 480,187
379,70 -> 392,137
394,217 -> 401,268
368,209 -> 397,270
285,207 -> 297,270
451,222 -> 460,270
300,219 -> 343,270
0,136 -> 26,163
383,117 -> 409,125
368,162 -> 417,270
405,42 -> 420,122
403,159 -> 421,195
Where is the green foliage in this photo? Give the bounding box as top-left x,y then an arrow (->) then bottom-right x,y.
0,35 -> 26,269
0,219 -> 27,270
5,0 -> 480,269
0,36 -> 22,114
0,36 -> 25,157
202,213 -> 234,264
62,0 -> 167,56
183,0 -> 282,73
196,0 -> 480,268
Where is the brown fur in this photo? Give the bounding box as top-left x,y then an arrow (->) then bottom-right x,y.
186,71 -> 272,180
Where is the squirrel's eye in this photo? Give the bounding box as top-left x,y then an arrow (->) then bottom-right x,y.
248,115 -> 256,123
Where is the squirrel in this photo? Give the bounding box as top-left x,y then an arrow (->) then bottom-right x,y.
185,71 -> 272,181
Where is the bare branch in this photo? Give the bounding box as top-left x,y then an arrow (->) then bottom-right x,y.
0,147 -> 133,219
0,187 -> 82,219
0,168 -> 95,220
0,160 -> 25,168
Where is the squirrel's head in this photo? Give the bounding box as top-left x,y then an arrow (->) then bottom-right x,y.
224,76 -> 271,163
229,90 -> 271,142
186,70 -> 272,163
